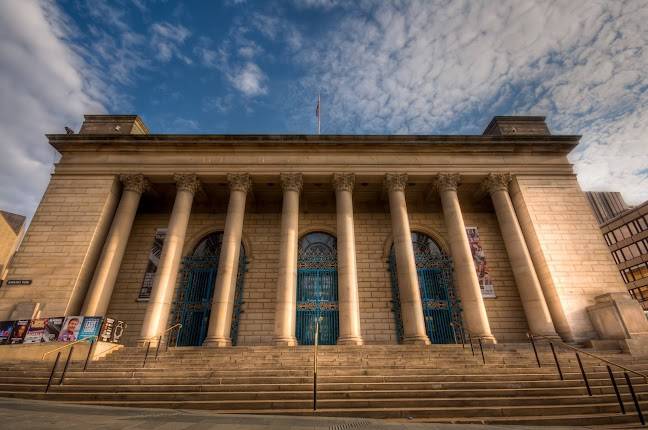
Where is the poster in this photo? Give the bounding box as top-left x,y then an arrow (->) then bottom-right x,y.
58,316 -> 84,342
0,321 -> 14,344
466,226 -> 496,298
78,316 -> 103,340
42,317 -> 64,342
10,320 -> 29,344
99,317 -> 126,343
137,228 -> 167,301
23,318 -> 47,343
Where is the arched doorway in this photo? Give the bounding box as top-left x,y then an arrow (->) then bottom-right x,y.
389,232 -> 462,344
296,232 -> 339,345
171,232 -> 247,346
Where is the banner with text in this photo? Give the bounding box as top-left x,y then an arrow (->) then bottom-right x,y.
466,226 -> 496,298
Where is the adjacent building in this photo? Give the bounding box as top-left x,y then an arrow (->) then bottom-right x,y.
1,114 -> 646,352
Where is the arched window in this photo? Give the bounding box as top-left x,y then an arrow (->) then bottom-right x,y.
171,232 -> 247,346
389,232 -> 462,344
296,231 -> 339,345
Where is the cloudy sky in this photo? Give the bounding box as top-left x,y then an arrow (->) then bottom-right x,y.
1,0 -> 647,219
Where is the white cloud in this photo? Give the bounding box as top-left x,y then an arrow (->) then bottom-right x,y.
296,0 -> 648,204
151,22 -> 192,63
0,1 -> 106,218
228,62 -> 268,96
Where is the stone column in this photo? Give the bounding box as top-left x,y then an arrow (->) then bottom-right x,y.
81,174 -> 148,316
273,173 -> 302,346
482,173 -> 558,337
139,174 -> 200,344
434,174 -> 495,342
204,173 -> 251,347
332,173 -> 363,345
384,173 -> 430,345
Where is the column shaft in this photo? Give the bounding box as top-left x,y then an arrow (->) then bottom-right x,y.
385,174 -> 430,345
81,174 -> 147,316
273,173 -> 302,346
204,174 -> 251,347
435,174 -> 495,342
483,173 -> 558,337
333,174 -> 363,345
139,174 -> 199,344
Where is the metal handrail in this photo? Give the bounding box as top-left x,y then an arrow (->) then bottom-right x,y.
313,317 -> 321,412
451,323 -> 488,364
141,323 -> 183,343
529,333 -> 648,382
41,336 -> 97,360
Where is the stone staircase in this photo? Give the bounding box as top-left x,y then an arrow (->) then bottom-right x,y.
0,343 -> 647,426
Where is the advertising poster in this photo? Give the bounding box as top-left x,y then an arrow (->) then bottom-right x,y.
99,318 -> 126,343
466,226 -> 496,298
10,320 -> 29,344
78,316 -> 103,340
137,228 -> 167,301
42,317 -> 64,342
0,321 -> 14,344
23,318 -> 47,343
58,316 -> 84,342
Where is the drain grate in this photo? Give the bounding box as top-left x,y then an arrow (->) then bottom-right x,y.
328,419 -> 372,430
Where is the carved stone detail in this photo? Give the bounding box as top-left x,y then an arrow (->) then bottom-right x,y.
119,174 -> 149,194
174,174 -> 201,195
434,173 -> 461,193
280,173 -> 303,192
481,173 -> 512,194
383,173 -> 408,193
227,173 -> 252,193
332,173 -> 355,192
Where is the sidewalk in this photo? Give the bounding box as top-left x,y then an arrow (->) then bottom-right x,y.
0,398 -> 579,430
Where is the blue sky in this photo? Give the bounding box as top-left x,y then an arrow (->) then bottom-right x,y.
1,0 -> 648,218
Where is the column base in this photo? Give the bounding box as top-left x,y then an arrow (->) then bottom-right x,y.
472,334 -> 497,344
273,336 -> 298,347
137,337 -> 162,348
402,335 -> 430,345
202,337 -> 232,347
337,336 -> 364,346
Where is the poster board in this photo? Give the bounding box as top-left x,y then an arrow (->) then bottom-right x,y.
466,226 -> 496,298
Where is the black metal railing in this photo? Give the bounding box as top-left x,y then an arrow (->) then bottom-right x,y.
528,333 -> 646,426
141,323 -> 182,368
451,323 -> 488,364
313,317 -> 322,412
41,336 -> 97,393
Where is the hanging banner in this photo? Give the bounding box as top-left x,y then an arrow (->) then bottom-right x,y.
0,321 -> 14,344
10,320 -> 29,344
137,228 -> 167,301
42,317 -> 64,342
23,318 -> 47,344
99,317 -> 126,343
466,226 -> 496,298
78,316 -> 103,340
58,316 -> 84,342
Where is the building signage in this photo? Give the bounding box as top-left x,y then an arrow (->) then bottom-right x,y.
466,226 -> 496,298
137,228 -> 167,301
6,279 -> 32,285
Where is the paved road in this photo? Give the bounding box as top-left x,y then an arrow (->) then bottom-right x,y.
0,398 -> 580,430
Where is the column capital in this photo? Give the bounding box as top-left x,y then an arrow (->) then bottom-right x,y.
481,173 -> 512,194
227,173 -> 252,193
280,173 -> 303,192
119,174 -> 150,194
434,173 -> 461,192
332,173 -> 355,192
383,173 -> 408,192
174,173 -> 201,195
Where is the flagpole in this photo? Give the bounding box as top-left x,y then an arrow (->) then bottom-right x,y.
317,93 -> 321,135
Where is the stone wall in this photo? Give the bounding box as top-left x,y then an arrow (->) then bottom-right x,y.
512,175 -> 628,341
0,174 -> 118,319
106,204 -> 528,345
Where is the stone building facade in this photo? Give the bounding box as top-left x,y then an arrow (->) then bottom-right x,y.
1,114 -> 646,350
0,210 -> 26,283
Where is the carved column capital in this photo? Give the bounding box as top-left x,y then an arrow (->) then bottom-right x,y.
383,173 -> 408,193
174,174 -> 201,195
280,173 -> 303,192
332,173 -> 355,192
119,174 -> 149,194
481,173 -> 512,194
227,173 -> 252,193
434,173 -> 461,193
